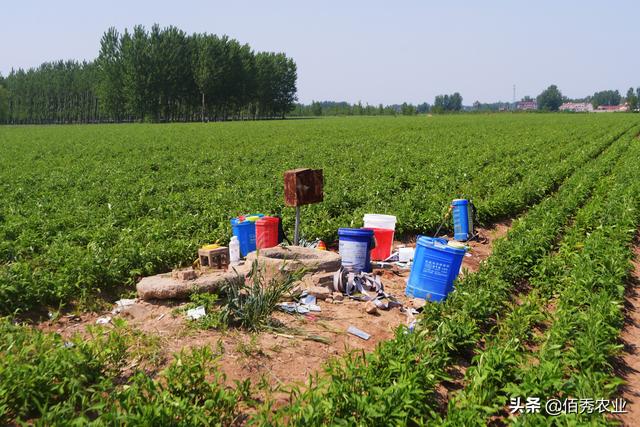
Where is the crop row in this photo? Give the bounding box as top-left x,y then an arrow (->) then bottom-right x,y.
1,115 -> 636,314
1,119 -> 639,425
441,128 -> 640,425
0,319 -> 247,425
253,125 -> 640,425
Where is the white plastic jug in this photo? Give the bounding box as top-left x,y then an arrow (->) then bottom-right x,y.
229,236 -> 241,264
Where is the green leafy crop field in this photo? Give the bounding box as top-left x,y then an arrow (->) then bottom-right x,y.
2,114 -> 640,425
0,114 -> 638,313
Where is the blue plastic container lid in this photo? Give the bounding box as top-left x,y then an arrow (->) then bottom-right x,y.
416,236 -> 466,255
451,199 -> 469,206
338,228 -> 374,238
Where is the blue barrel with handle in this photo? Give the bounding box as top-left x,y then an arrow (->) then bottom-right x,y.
338,228 -> 375,273
230,213 -> 264,257
452,199 -> 473,241
405,236 -> 466,302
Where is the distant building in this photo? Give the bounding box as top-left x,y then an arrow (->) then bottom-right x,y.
559,102 -> 594,112
516,100 -> 538,111
595,103 -> 629,113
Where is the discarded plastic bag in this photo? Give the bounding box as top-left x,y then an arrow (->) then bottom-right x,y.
186,306 -> 206,320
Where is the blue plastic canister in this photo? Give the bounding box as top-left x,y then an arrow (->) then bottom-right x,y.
452,199 -> 473,241
338,228 -> 375,273
405,236 -> 466,302
230,213 -> 264,257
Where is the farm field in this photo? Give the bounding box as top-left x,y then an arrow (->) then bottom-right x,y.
1,113 -> 640,425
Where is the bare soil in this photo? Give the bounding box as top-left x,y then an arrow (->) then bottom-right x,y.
613,233 -> 640,425
37,221 -> 512,392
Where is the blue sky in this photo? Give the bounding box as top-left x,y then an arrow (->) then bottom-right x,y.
2,0 -> 639,104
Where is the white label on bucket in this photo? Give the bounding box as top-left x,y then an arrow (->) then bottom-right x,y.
422,259 -> 450,278
339,240 -> 369,272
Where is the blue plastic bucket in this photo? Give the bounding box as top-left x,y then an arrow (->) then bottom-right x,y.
230,213 -> 264,257
405,236 -> 466,302
452,199 -> 473,241
338,228 -> 375,273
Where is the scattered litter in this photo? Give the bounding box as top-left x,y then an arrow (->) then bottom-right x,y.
156,313 -> 166,321
347,325 -> 371,340
278,299 -> 321,314
465,253 -> 472,257
63,341 -> 75,349
301,294 -> 317,305
333,266 -> 403,312
383,252 -> 399,262
112,298 -> 136,314
393,261 -> 412,269
277,302 -> 310,314
186,306 -> 206,320
373,299 -> 388,310
96,316 -> 111,325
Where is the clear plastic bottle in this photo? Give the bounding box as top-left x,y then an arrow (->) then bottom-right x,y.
229,236 -> 240,264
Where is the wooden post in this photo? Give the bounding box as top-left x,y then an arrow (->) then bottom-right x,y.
294,206 -> 301,245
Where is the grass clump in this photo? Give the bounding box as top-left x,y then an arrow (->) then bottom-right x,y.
219,260 -> 302,332
183,260 -> 302,332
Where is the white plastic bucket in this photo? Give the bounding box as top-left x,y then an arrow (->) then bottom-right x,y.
363,214 -> 397,231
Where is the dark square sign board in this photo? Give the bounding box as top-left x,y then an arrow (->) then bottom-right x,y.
284,168 -> 324,207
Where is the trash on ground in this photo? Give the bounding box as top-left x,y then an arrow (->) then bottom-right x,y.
307,303 -> 321,312
333,266 -> 403,310
112,298 -> 136,314
347,325 -> 371,340
96,316 -> 111,325
278,302 -> 311,314
301,294 -> 317,305
277,299 -> 321,314
186,305 -> 206,320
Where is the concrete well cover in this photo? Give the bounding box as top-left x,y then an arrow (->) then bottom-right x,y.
245,246 -> 341,273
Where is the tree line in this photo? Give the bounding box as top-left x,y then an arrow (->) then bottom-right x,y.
289,93 -> 462,117
0,25 -> 297,124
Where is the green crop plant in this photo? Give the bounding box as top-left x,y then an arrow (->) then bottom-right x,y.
1,115 -> 640,425
1,114 -> 638,315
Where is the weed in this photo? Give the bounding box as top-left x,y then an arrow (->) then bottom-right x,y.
218,260 -> 302,331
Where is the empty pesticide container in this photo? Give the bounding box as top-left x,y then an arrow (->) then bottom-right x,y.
451,199 -> 474,241
405,236 -> 466,302
256,216 -> 280,249
338,228 -> 375,273
230,213 -> 264,257
363,214 -> 397,261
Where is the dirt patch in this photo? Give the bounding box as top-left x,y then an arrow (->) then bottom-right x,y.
36,221 -> 512,393
612,234 -> 640,425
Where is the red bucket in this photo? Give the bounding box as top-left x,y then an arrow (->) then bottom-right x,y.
256,216 -> 280,249
365,227 -> 395,261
